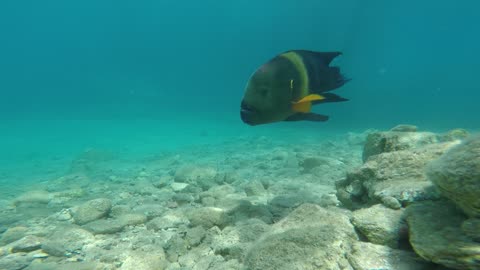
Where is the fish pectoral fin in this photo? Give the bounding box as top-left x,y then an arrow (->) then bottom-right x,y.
292,101 -> 311,113
285,113 -> 329,122
291,94 -> 325,113
297,94 -> 325,103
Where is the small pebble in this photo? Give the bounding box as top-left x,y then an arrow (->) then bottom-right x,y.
381,196 -> 402,209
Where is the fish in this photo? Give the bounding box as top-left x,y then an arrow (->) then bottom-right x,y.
240,50 -> 350,126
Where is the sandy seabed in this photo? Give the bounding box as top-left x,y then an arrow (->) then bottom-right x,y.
0,119 -> 474,270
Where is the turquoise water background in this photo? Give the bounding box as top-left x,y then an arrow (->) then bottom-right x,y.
0,0 -> 479,184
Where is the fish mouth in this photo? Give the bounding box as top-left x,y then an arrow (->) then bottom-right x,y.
240,101 -> 256,125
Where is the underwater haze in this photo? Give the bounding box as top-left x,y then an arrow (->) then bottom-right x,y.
0,1 -> 479,269
1,0 -> 479,126
1,0 -> 478,160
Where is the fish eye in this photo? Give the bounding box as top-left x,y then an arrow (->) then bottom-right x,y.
259,87 -> 269,97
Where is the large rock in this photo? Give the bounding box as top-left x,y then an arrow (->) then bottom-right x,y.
406,200 -> 480,269
337,141 -> 459,209
244,204 -> 358,270
351,204 -> 407,248
363,130 -> 438,162
72,198 -> 112,225
347,241 -> 432,270
427,135 -> 480,217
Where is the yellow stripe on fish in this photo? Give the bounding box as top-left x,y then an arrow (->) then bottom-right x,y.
280,51 -> 309,98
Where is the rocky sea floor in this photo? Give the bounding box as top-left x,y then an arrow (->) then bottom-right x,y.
0,125 -> 479,270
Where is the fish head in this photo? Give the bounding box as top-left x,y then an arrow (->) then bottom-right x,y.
240,62 -> 292,125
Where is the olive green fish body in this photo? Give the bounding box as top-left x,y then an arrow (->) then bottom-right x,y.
240,50 -> 349,125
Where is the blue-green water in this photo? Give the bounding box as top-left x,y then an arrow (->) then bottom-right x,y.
1,0 -> 479,186
0,2 -> 479,269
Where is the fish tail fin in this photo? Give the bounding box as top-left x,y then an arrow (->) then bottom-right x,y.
326,66 -> 351,90
293,50 -> 350,93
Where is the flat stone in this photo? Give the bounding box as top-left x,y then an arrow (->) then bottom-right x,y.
83,213 -> 146,234
0,253 -> 34,270
0,226 -> 29,245
390,124 -> 418,132
438,128 -> 470,142
72,198 -> 112,225
172,193 -> 194,205
352,204 -> 407,248
110,205 -> 131,218
381,195 -> 402,209
10,235 -> 43,253
42,226 -> 94,257
133,204 -> 166,220
25,261 -> 100,270
83,219 -> 125,234
118,213 -> 147,226
212,219 -> 269,260
348,241 -> 432,270
13,190 -> 51,206
244,180 -> 265,196
174,165 -> 217,190
147,213 -> 189,231
186,207 -> 230,229
119,251 -> 168,270
170,182 -> 188,192
185,226 -> 206,247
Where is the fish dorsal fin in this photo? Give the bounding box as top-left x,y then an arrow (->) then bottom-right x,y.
292,94 -> 325,113
311,51 -> 342,66
293,50 -> 342,66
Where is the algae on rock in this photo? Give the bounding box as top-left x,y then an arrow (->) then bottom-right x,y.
406,200 -> 480,270
427,135 -> 480,218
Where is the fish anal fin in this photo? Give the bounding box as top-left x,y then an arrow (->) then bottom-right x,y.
285,113 -> 329,122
